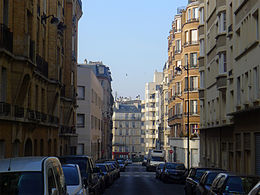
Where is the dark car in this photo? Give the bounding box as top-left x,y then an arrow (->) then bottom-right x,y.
117,159 -> 126,172
96,167 -> 106,193
185,167 -> 225,195
161,162 -> 186,183
59,155 -> 101,195
155,163 -> 165,179
195,170 -> 227,195
96,163 -> 113,187
208,173 -> 260,195
105,161 -> 120,178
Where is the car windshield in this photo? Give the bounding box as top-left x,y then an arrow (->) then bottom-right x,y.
96,165 -> 107,172
151,157 -> 164,161
225,176 -> 243,193
62,166 -> 80,186
0,172 -> 43,195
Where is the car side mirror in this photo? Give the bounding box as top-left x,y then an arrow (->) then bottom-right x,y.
51,188 -> 58,195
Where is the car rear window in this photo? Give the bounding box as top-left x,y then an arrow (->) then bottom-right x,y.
62,166 -> 80,186
0,172 -> 43,195
225,176 -> 243,193
206,172 -> 219,185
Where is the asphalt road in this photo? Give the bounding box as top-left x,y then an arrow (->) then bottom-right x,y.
103,163 -> 185,195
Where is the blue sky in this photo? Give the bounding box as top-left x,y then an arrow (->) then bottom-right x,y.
78,0 -> 186,99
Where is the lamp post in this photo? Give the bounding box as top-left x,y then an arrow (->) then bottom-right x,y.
175,65 -> 190,172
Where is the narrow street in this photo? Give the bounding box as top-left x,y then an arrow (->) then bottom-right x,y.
104,163 -> 185,195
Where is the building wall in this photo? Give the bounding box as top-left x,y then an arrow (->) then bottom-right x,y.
199,0 -> 260,176
0,0 -> 82,158
77,65 -> 103,161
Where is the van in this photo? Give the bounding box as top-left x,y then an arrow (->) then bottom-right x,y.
0,156 -> 66,195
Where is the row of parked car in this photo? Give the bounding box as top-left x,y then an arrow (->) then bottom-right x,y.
0,155 -> 126,195
154,162 -> 260,194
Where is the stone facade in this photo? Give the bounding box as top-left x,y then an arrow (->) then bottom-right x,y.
0,0 -> 82,158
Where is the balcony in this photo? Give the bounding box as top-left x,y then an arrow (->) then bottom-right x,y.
216,74 -> 227,92
0,24 -> 13,53
36,54 -> 48,78
59,125 -> 77,136
0,102 -> 11,116
186,18 -> 199,24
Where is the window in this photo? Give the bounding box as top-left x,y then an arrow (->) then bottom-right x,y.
185,77 -> 189,91
190,76 -> 198,91
185,31 -> 189,44
3,0 -> 9,26
1,67 -> 7,102
190,53 -> 197,67
218,12 -> 226,33
77,114 -> 85,128
141,138 -> 144,143
193,8 -> 199,19
200,7 -> 204,24
191,124 -> 198,134
253,67 -> 259,99
176,82 -> 182,95
253,10 -> 259,40
190,100 -> 198,114
175,103 -> 182,115
218,52 -> 227,74
200,39 -> 205,56
237,77 -> 241,105
176,19 -> 181,32
185,54 -> 189,66
77,86 -> 85,100
41,89 -> 45,112
191,30 -> 198,44
132,122 -> 135,128
188,9 -> 191,21
200,71 -> 205,89
176,40 -> 181,53
125,122 -> 129,128
35,85 -> 38,111
125,129 -> 128,135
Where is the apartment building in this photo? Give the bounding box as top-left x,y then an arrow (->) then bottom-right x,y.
143,71 -> 163,155
112,99 -> 142,159
0,0 -> 82,158
167,1 -> 200,167
199,0 -> 260,176
80,60 -> 113,160
77,65 -> 103,161
158,63 -> 171,161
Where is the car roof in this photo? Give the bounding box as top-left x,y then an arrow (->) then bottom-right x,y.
0,156 -> 53,172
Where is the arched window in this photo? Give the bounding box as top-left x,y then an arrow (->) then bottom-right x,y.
24,138 -> 32,156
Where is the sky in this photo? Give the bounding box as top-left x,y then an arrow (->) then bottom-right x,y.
78,0 -> 186,99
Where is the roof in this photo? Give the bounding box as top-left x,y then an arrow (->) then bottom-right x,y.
0,157 -> 49,172
114,104 -> 141,113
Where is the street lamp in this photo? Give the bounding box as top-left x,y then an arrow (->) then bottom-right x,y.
175,65 -> 190,172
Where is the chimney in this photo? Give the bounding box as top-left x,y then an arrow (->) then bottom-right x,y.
84,59 -> 88,64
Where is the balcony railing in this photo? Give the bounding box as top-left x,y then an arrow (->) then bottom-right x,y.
14,106 -> 24,118
0,102 -> 11,116
186,18 -> 199,23
0,24 -> 13,53
36,54 -> 48,78
60,125 -> 76,135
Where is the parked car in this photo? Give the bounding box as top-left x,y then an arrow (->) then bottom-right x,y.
126,159 -> 133,164
117,159 -> 126,172
105,161 -> 120,178
59,155 -> 100,195
155,163 -> 165,179
62,164 -> 88,195
185,167 -> 224,195
249,181 -> 260,195
208,173 -> 260,195
96,163 -> 113,187
96,167 -> 106,193
0,156 -> 67,195
105,163 -> 117,181
195,170 -> 227,195
161,162 -> 186,183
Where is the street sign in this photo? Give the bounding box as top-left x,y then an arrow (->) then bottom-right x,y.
169,150 -> 173,154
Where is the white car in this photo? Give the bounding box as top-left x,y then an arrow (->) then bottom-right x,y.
62,164 -> 89,195
249,181 -> 260,195
0,156 -> 67,195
